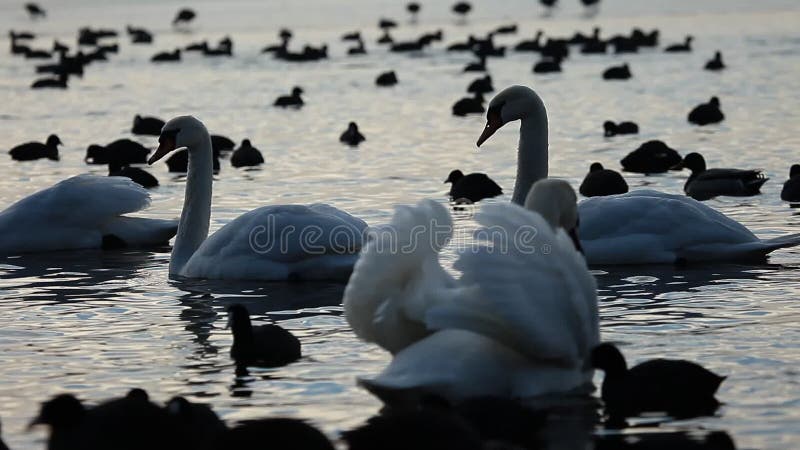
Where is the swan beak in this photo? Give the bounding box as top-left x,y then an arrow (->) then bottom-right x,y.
476,115 -> 503,147
148,137 -> 177,165
569,227 -> 584,254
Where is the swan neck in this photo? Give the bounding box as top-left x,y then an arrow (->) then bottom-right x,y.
512,114 -> 549,205
170,135 -> 213,275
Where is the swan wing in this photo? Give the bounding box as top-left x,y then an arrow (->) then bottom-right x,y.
344,199 -> 458,354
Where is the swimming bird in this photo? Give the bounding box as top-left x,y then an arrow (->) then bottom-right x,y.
147,116 -> 366,280
165,396 -> 227,449
407,2 -> 421,21
151,49 -> 181,62
620,140 -> 682,173
274,87 -> 304,108
340,122 -> 366,146
704,51 -> 725,71
0,175 -> 177,254
452,2 -> 472,18
592,343 -> 725,418
227,304 -> 301,367
345,179 -> 598,404
165,148 -> 220,173
514,31 -> 543,51
31,72 -> 67,89
376,71 -> 398,87
533,56 -> 562,73
8,134 -> 61,161
467,75 -> 493,94
462,53 -> 486,72
476,85 -> 800,264
781,165 -> 800,203
127,25 -> 153,44
603,63 -> 631,80
221,419 -> 334,450
25,2 -> 46,18
85,139 -> 149,164
603,120 -> 639,137
347,37 -> 366,55
230,139 -> 264,167
444,169 -> 502,202
688,96 -> 724,125
579,163 -> 628,197
172,8 -> 196,26
665,35 -> 693,52
109,162 -> 159,188
680,152 -> 767,200
452,92 -> 485,116
132,115 -> 165,136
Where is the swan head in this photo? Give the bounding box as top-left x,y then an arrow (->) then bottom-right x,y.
524,179 -> 582,253
147,115 -> 208,165
476,85 -> 545,147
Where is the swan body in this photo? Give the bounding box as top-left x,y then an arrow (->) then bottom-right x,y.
0,175 -> 177,254
346,180 -> 598,403
476,85 -> 800,264
148,115 -> 366,281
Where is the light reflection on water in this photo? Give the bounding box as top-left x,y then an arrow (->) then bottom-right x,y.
1,0 -> 800,448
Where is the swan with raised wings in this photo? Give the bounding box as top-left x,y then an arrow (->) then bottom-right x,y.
147,116 -> 366,280
0,175 -> 177,254
476,85 -> 800,264
344,179 -> 598,403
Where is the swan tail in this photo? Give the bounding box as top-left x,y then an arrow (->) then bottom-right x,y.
101,217 -> 178,248
761,233 -> 800,251
343,200 -> 454,353
681,233 -> 800,262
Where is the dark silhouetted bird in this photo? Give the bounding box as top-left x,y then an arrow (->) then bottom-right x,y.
109,162 -> 159,188
603,120 -> 639,137
31,72 -> 68,89
781,164 -> 800,203
344,410 -> 483,450
620,140 -> 682,174
705,51 -> 725,71
444,169 -> 502,202
603,63 -> 631,80
231,139 -> 264,167
533,56 -> 562,73
25,2 -> 46,18
85,139 -> 149,165
227,304 -> 301,367
665,35 -> 693,52
9,134 -> 61,161
688,96 -> 724,125
340,122 -> 366,146
151,49 -> 181,62
274,87 -> 304,107
172,8 -> 196,26
681,152 -> 768,200
132,115 -> 165,136
211,134 -> 235,153
579,163 -> 628,197
127,26 -> 153,44
166,148 -> 220,173
220,419 -> 334,450
165,396 -> 227,449
452,2 -> 472,17
452,92 -> 484,116
467,75 -> 493,94
376,70 -> 398,86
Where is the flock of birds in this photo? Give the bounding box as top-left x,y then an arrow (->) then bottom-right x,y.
1,1 -> 796,449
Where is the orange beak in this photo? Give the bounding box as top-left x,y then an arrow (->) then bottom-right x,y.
147,136 -> 177,165
476,114 -> 503,147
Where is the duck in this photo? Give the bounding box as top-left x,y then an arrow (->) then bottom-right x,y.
704,51 -> 725,71
85,139 -> 149,164
127,25 -> 153,44
514,31 -> 543,52
407,2 -> 421,21
8,134 -> 61,161
475,85 -> 800,264
211,134 -> 235,153
688,96 -> 724,125
620,140 -> 682,173
452,1 -> 472,18
664,35 -> 693,52
781,165 -> 800,203
603,120 -> 638,137
680,152 -> 767,200
0,175 -> 177,254
467,75 -> 493,94
347,38 -> 366,55
151,49 -> 181,62
220,419 -> 334,450
25,2 -> 46,18
165,397 -> 227,449
230,139 -> 264,167
31,72 -> 68,89
591,343 -> 725,418
340,122 -> 366,146
532,56 -> 562,73
452,92 -> 485,116
376,70 -> 398,87
462,54 -> 486,72
274,87 -> 304,107
603,63 -> 631,80
132,115 -> 165,136
345,179 -> 598,403
172,8 -> 196,26
444,169 -> 502,202
164,147 -> 221,173
147,116 -> 367,280
579,163 -> 628,197
109,162 -> 159,188
227,304 -> 301,367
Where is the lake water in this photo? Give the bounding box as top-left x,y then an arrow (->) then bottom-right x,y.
1,0 -> 799,448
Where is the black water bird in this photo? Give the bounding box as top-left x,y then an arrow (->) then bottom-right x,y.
604,121 -> 639,137
340,122 -> 366,146
591,343 -> 726,418
53,40 -> 69,53
344,409 -> 483,450
632,28 -> 659,47
514,31 -> 543,51
31,72 -> 68,89
603,63 -> 631,80
172,8 -> 196,26
665,35 -> 693,52
579,163 -> 628,197
688,96 -> 724,125
24,47 -> 51,59
781,165 -> 800,203
231,139 -> 264,167
185,40 -> 208,51
211,135 -> 235,153
540,38 -> 569,59
705,51 -> 725,71
151,49 -> 180,62
452,2 -> 472,17
376,70 -> 398,86
166,148 -> 220,173
77,27 -> 117,46
463,53 -> 486,72
9,134 -> 61,161
620,140 -> 682,174
227,304 -> 301,367
445,169 -> 502,202
377,30 -> 394,44
347,38 -> 366,55
681,152 -> 767,200
342,31 -> 361,41
533,56 -> 562,73
494,24 -> 517,35
132,115 -> 165,136
467,75 -> 493,94
25,2 -> 46,18
85,139 -> 149,164
379,18 -> 398,30
274,87 -> 304,107
165,396 -> 227,449
610,35 -> 639,54
127,26 -> 153,44
109,163 -> 159,188
9,30 -> 35,40
220,419 -> 334,450
452,92 -> 485,116
407,2 -> 421,21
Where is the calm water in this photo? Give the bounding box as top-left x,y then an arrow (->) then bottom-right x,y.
1,0 -> 800,448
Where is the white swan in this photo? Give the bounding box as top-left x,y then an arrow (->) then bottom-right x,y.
0,175 -> 177,255
147,116 -> 367,281
476,85 -> 800,264
344,179 -> 598,403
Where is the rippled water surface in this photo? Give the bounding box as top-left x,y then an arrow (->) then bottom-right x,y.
1,0 -> 800,448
